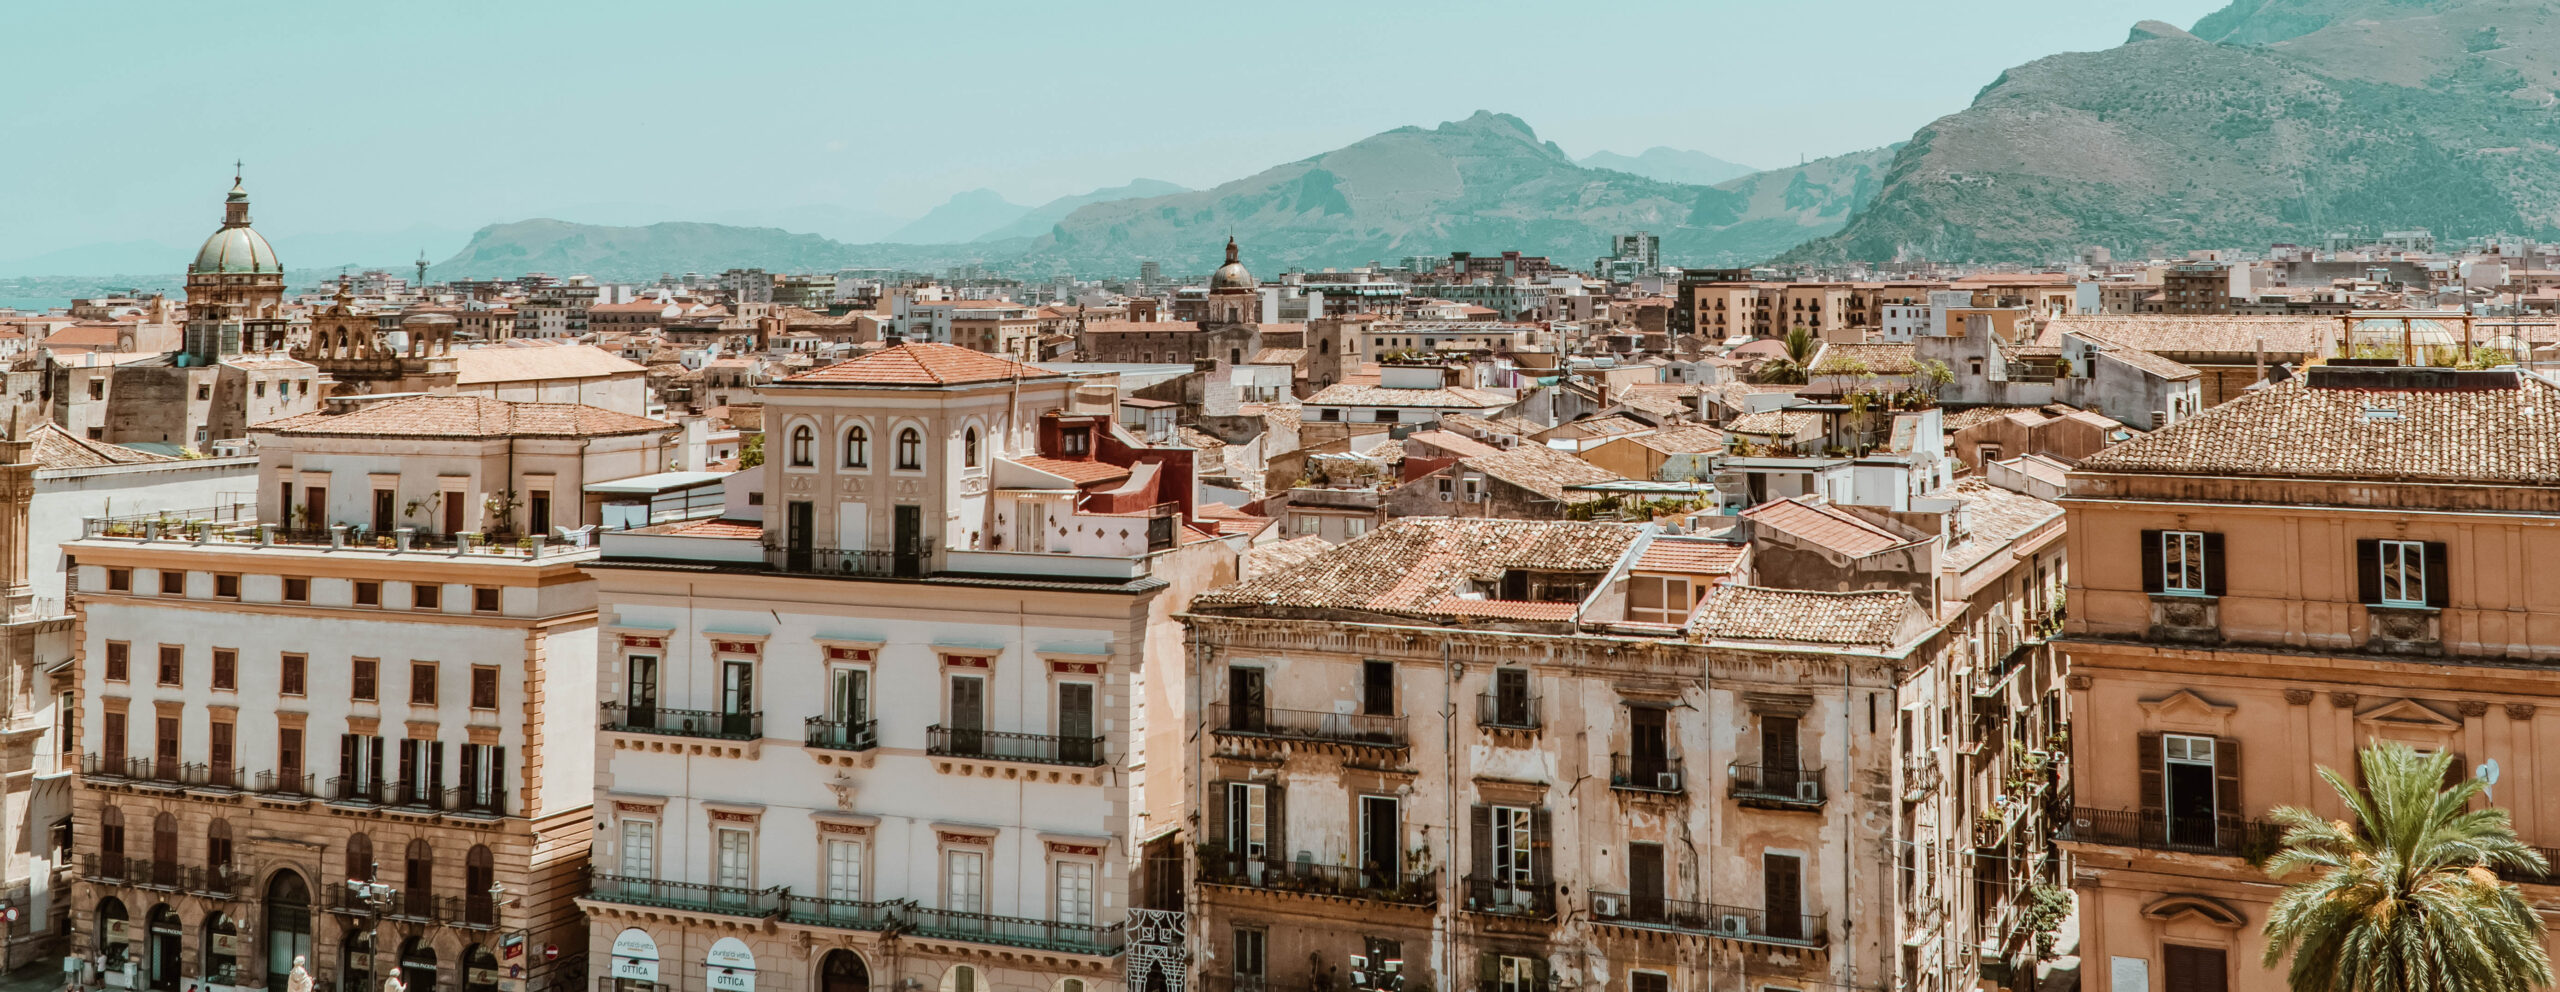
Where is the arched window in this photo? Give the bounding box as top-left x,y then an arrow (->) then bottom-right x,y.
397,938 -> 437,992
844,426 -> 869,468
403,838 -> 434,918
1319,339 -> 1332,356
464,945 -> 500,992
896,429 -> 922,470
465,845 -> 495,926
342,924 -> 375,992
263,872 -> 312,989
963,428 -> 979,468
820,950 -> 870,992
345,833 -> 374,883
99,806 -> 125,877
151,812 -> 177,887
146,905 -> 181,991
789,425 -> 815,467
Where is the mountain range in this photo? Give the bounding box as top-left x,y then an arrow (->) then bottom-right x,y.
1578,147 -> 1761,186
429,113 -> 1889,281
1784,0 -> 2560,263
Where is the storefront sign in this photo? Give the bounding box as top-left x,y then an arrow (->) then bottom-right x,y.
608,928 -> 659,983
704,938 -> 755,992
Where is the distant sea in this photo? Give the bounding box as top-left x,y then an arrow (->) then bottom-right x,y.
0,297 -> 71,313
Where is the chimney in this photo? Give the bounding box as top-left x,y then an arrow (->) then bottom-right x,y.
679,416 -> 708,472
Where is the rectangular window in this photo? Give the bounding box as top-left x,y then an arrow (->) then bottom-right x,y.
351,659 -> 378,702
157,645 -> 182,687
209,720 -> 234,779
1763,852 -> 1805,941
460,743 -> 505,810
472,587 -> 500,614
1491,806 -> 1532,889
280,653 -> 306,696
104,642 -> 129,683
211,649 -> 235,691
1496,956 -> 1538,992
1361,659 -> 1394,716
413,584 -> 441,611
410,662 -> 438,706
943,849 -> 985,914
214,574 -> 238,599
620,821 -> 656,879
824,839 -> 863,900
1225,782 -> 1268,858
102,711 -> 126,767
1232,930 -> 1265,981
159,570 -> 184,595
2164,733 -> 2219,848
107,568 -> 130,593
471,666 -> 499,710
279,727 -> 303,782
2161,530 -> 2207,594
715,828 -> 753,889
282,577 -> 309,603
354,581 -> 380,607
1054,860 -> 1095,926
2378,539 -> 2426,607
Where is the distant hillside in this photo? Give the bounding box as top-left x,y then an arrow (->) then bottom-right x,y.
433,219 -> 1028,282
1021,111 -> 1889,273
1784,0 -> 2560,263
976,179 -> 1188,242
1580,147 -> 1761,186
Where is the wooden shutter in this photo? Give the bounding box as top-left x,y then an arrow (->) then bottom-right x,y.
2202,532 -> 2227,597
1477,953 -> 1497,989
2214,737 -> 2242,829
2424,541 -> 2449,608
1267,784 -> 1286,863
427,743 -> 445,798
1529,808 -> 1554,888
398,740 -> 418,797
1469,805 -> 1493,905
2446,751 -> 2468,789
459,745 -> 480,802
368,737 -> 385,789
2139,529 -> 2163,593
2137,731 -> 2164,832
340,735 -> 357,783
2356,539 -> 2381,605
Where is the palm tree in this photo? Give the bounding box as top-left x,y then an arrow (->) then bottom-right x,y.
2261,742 -> 2553,992
1751,328 -> 1821,385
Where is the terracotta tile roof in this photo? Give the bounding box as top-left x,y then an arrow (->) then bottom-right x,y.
1623,423 -> 1728,455
1424,596 -> 1579,620
1929,478 -> 2062,572
2070,332 -> 2200,380
1251,347 -> 1306,366
1441,413 -> 1532,438
222,357 -> 315,372
2076,368 -> 2560,484
1193,517 -> 1641,617
1243,535 -> 1336,579
1303,382 -> 1512,409
1814,343 -> 1919,375
1725,409 -> 1824,439
1633,538 -> 1745,575
1940,405 -> 2064,432
1460,445 -> 1623,502
1008,456 -> 1131,485
1691,585 -> 1917,647
255,396 -> 674,439
2039,314 -> 2331,357
783,343 -> 1060,386
453,344 -> 644,384
1741,496 -> 1910,556
642,518 -> 763,539
1400,430 -> 1502,459
28,422 -> 173,468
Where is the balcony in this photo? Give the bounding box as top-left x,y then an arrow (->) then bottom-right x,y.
902,905 -> 1124,956
804,717 -> 879,753
586,872 -> 784,919
324,888 -> 498,928
926,726 -> 1105,767
1196,851 -> 1437,907
1476,692 -> 1540,732
1609,755 -> 1686,795
328,777 -> 386,806
780,894 -> 903,932
1209,703 -> 1408,750
252,770 -> 319,799
1588,892 -> 1827,948
765,545 -> 919,579
1459,875 -> 1556,919
2058,806 -> 2277,860
602,702 -> 763,741
1729,762 -> 1826,809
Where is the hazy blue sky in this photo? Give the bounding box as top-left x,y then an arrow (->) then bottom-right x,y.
4,0 -> 2231,270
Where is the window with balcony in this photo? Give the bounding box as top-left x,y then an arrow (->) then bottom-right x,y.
1226,666 -> 1266,732
716,828 -> 754,891
1762,853 -> 1805,941
942,848 -> 983,914
619,821 -> 655,879
1361,660 -> 1394,717
209,720 -> 234,786
2157,733 -> 2223,849
1223,782 -> 1272,861
397,740 -> 444,806
459,744 -> 505,814
1054,860 -> 1094,926
824,838 -> 862,900
278,728 -> 302,784
2141,529 -> 2221,596
1470,805 -> 1545,912
338,733 -> 383,802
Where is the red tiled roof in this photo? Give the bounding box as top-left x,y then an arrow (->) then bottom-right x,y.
255,396 -> 673,439
783,343 -> 1059,386
1010,456 -> 1131,485
1740,496 -> 1909,557
1634,539 -> 1746,575
1424,596 -> 1579,620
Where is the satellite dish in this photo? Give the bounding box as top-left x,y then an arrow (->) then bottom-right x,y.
2479,758 -> 2500,799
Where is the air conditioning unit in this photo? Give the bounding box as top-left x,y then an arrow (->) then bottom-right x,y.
1655,772 -> 1682,791
1796,781 -> 1822,801
1437,492 -> 1453,503
1465,492 -> 1486,503
1719,915 -> 1751,935
1592,895 -> 1621,918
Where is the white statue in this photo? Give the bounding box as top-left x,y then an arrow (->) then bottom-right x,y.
383,973 -> 407,992
287,956 -> 314,992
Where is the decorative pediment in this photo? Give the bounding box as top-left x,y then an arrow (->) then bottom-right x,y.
2355,698 -> 2461,732
2142,894 -> 2245,929
2138,689 -> 2236,733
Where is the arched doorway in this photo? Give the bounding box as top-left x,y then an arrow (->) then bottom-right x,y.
144,905 -> 181,992
462,945 -> 499,992
95,897 -> 132,986
341,924 -> 375,992
818,951 -> 868,992
262,872 -> 312,989
202,913 -> 242,989
398,937 -> 438,992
